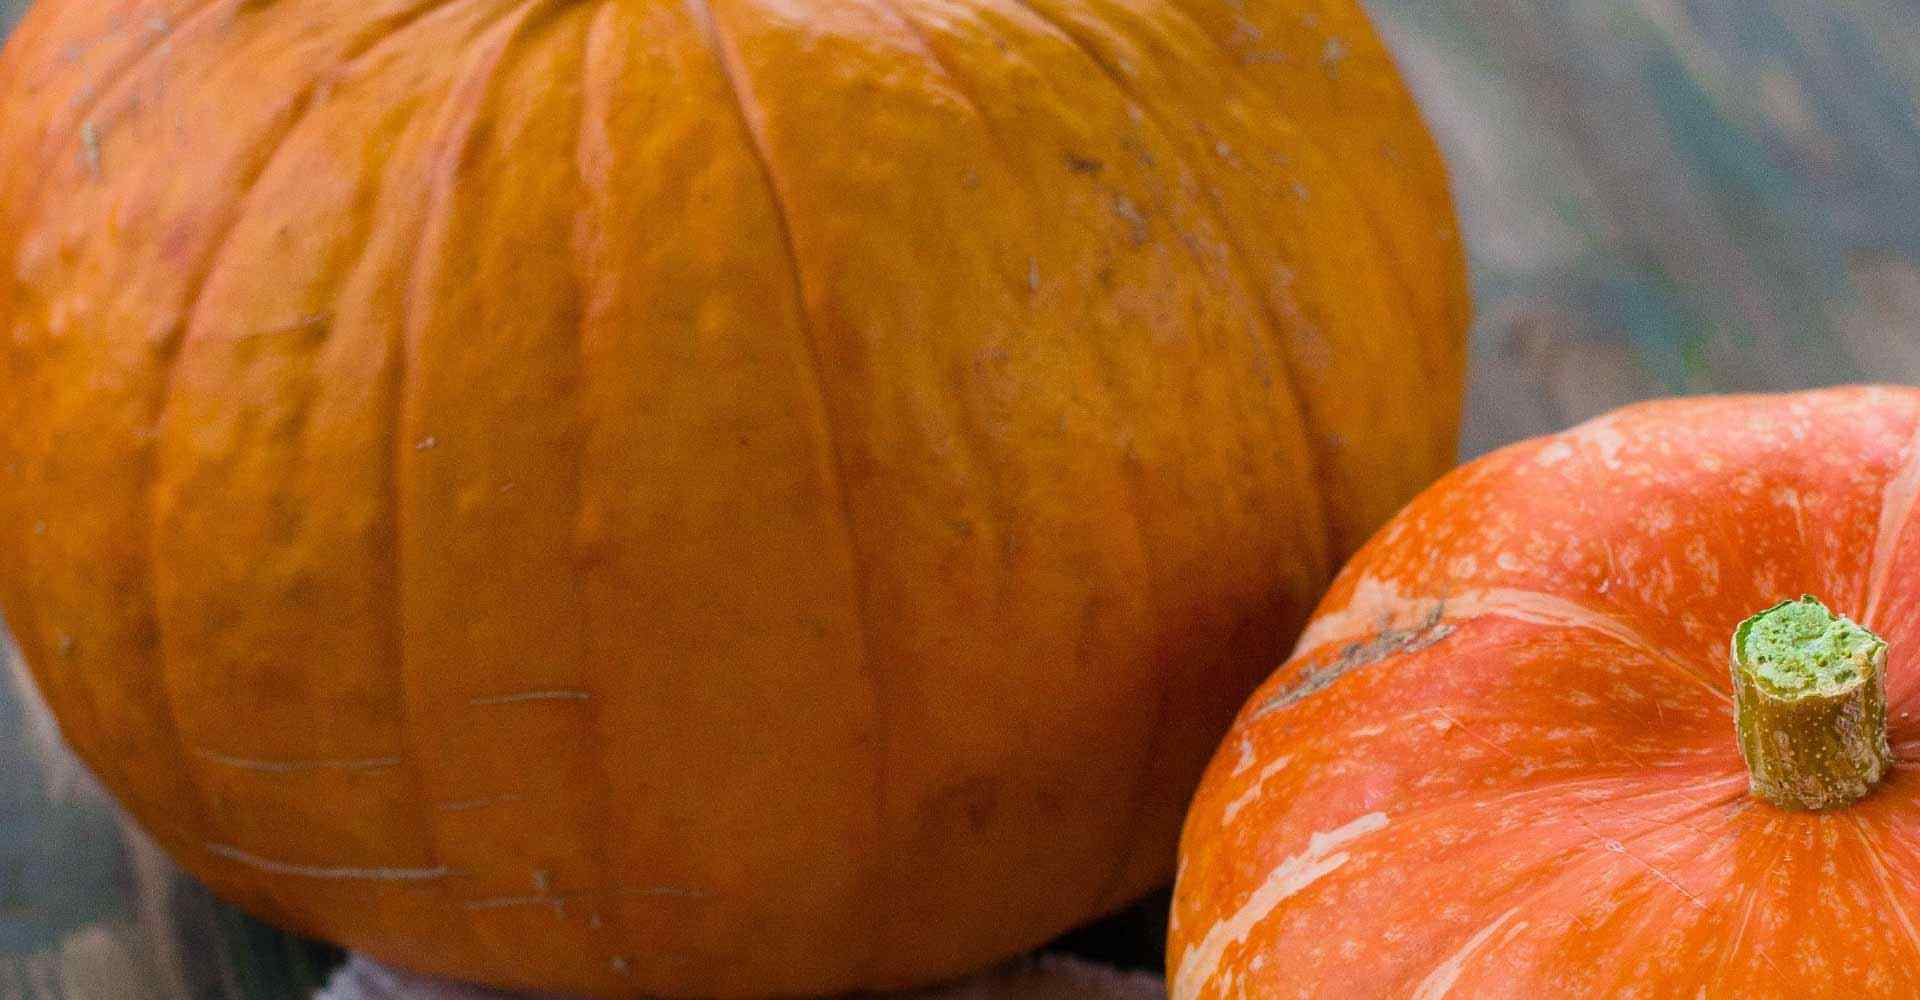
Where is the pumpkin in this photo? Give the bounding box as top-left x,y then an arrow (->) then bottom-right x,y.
0,0 -> 1465,995
1169,386 -> 1920,999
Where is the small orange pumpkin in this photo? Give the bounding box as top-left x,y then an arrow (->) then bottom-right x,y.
1172,387 -> 1920,999
0,0 -> 1464,994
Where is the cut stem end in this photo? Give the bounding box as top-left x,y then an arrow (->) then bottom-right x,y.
1731,596 -> 1890,811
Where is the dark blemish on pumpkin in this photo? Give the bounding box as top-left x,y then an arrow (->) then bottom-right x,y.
436,793 -> 522,812
961,169 -> 982,190
923,777 -> 1000,834
1249,602 -> 1454,721
949,518 -> 975,538
1065,153 -> 1104,175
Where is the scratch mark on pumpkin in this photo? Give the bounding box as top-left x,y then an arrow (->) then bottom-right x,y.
463,884 -> 709,911
237,312 -> 331,341
1600,836 -> 1702,908
436,793 -> 522,812
1296,578 -> 1728,704
205,843 -> 455,881
468,689 -> 591,706
195,749 -> 401,774
1408,906 -> 1522,999
1249,603 -> 1451,720
1171,811 -> 1387,1000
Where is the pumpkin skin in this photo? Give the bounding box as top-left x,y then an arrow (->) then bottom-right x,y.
1170,386 -> 1920,999
0,0 -> 1464,995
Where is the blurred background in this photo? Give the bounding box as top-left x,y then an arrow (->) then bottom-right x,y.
5,0 -> 1920,995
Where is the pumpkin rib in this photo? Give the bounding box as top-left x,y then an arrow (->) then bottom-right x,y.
866,0 -> 1177,923
1846,814 -> 1920,967
1000,0 -> 1332,576
151,5 -> 480,830
153,74 -> 428,930
16,0 -> 234,212
566,0 -> 636,979
0,0 -> 234,786
999,0 -> 1344,907
1864,419 -> 1920,632
1708,829 -> 1784,985
1144,0 -> 1444,400
389,0 -> 563,945
683,0 -> 897,975
1015,0 -> 1445,551
151,88 -> 316,893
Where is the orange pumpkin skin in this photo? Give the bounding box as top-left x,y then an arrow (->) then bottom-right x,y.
1170,386 -> 1920,999
0,0 -> 1463,995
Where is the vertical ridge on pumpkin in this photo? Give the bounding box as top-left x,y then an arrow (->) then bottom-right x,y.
147,70 -> 322,921
862,0 -> 1173,928
1863,419 -> 1920,628
15,0 -> 235,210
387,0 -> 648,986
142,0 -> 525,952
568,0 -> 643,985
685,0 -> 899,979
999,0 -> 1343,907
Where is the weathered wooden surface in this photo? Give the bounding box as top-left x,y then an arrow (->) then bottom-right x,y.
5,0 -> 1920,996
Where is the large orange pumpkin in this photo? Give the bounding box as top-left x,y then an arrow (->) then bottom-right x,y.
0,0 -> 1464,994
1171,387 -> 1920,998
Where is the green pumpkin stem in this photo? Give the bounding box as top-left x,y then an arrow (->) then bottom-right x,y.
1730,596 -> 1891,810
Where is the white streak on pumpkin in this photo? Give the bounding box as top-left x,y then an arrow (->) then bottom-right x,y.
1171,811 -> 1388,1000
1409,906 -> 1524,1000
1220,756 -> 1291,825
464,884 -> 710,910
205,843 -> 454,881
